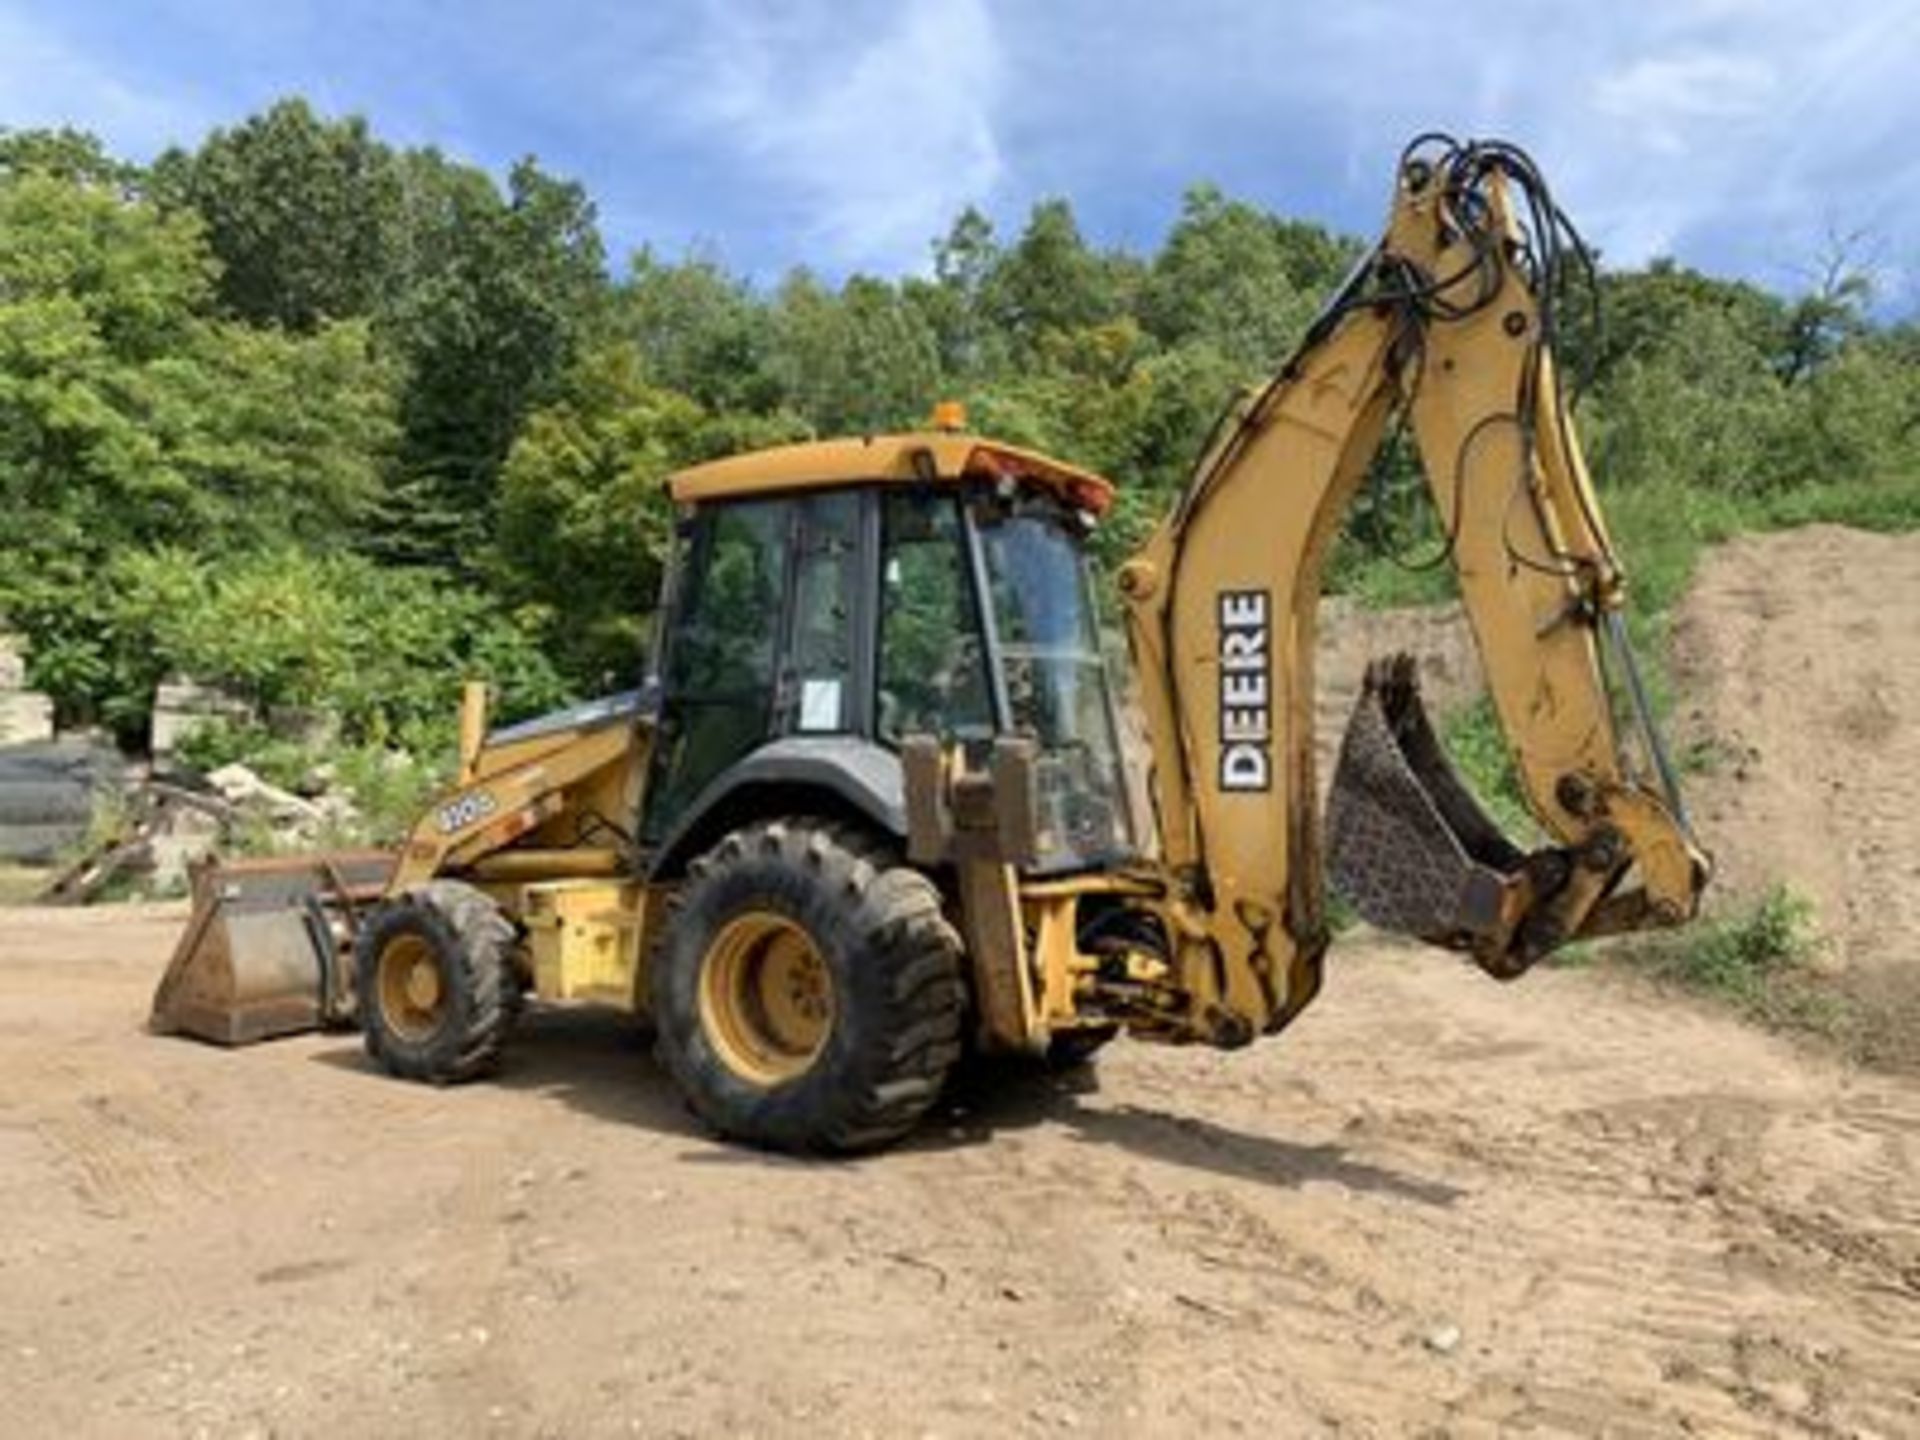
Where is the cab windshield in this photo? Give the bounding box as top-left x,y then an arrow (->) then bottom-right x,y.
973,494 -> 1133,869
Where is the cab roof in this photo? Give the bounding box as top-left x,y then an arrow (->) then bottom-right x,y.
666,431 -> 1115,514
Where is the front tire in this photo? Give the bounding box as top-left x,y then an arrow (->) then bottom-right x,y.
355,880 -> 517,1083
654,817 -> 964,1153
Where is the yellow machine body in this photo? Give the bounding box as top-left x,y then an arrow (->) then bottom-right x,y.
522,880 -> 646,1005
154,136 -> 1706,1159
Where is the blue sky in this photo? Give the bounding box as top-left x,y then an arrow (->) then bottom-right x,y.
4,1 -> 1917,306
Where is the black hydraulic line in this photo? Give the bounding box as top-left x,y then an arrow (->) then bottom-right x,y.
1603,608 -> 1691,834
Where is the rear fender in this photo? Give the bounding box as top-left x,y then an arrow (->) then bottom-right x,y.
645,737 -> 905,880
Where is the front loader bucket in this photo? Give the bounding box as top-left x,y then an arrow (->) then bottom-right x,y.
1326,656 -> 1530,956
150,850 -> 394,1045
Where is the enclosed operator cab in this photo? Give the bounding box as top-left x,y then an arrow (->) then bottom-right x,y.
642,427 -> 1135,879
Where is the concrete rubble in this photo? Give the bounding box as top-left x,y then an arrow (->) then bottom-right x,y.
205,763 -> 327,825
149,678 -> 253,767
40,763 -> 365,904
0,657 -> 371,899
0,632 -> 55,747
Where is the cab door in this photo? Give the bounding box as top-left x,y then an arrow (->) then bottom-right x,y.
777,488 -> 866,739
641,491 -> 869,845
641,496 -> 793,843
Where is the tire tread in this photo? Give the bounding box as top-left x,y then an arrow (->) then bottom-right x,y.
654,815 -> 964,1154
356,879 -> 516,1084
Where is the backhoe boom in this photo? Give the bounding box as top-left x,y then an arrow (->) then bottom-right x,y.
1117,137 -> 1709,1043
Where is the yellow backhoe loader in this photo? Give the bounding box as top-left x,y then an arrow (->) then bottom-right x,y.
153,135 -> 1708,1151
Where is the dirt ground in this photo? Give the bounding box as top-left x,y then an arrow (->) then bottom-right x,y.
2,903 -> 1916,1438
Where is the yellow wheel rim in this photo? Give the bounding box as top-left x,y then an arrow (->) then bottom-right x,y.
697,911 -> 835,1085
376,933 -> 446,1043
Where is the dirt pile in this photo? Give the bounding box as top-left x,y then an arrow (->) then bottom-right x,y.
1309,526 -> 1920,1064
1313,595 -> 1480,782
1669,524 -> 1920,1063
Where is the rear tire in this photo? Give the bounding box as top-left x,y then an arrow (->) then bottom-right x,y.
355,880 -> 517,1084
653,817 -> 964,1154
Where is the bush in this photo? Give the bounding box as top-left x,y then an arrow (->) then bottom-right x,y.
1438,697 -> 1538,843
108,546 -> 568,747
330,744 -> 446,844
1623,885 -> 1827,1030
172,717 -> 313,788
1660,886 -> 1811,991
173,718 -> 449,847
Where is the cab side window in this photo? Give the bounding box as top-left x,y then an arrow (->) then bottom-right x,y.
645,498 -> 790,840
876,491 -> 992,743
666,501 -> 787,697
787,492 -> 859,732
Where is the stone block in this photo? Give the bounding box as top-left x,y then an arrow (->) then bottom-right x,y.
0,690 -> 54,746
150,678 -> 252,762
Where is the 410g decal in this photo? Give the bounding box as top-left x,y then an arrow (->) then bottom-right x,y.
436,788 -> 498,834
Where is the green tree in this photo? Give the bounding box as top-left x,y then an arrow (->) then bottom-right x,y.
1140,185 -> 1356,368
769,271 -> 941,433
620,250 -> 778,413
150,99 -> 403,330
1581,259 -> 1788,388
0,168 -> 394,554
908,206 -> 1002,378
1786,338 -> 1920,483
494,342 -> 814,685
0,164 -> 397,731
494,343 -> 701,681
111,547 -> 566,744
377,150 -> 609,567
1779,247 -> 1873,385
0,125 -> 138,188
984,199 -> 1132,359
1588,306 -> 1796,494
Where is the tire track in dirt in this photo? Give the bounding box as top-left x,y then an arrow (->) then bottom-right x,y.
24,1059 -> 240,1216
874,951 -> 1920,1437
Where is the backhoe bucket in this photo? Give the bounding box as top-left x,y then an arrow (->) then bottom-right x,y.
150,851 -> 394,1045
1326,656 -> 1529,954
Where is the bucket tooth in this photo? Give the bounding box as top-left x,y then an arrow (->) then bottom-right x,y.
150,851 -> 394,1046
1326,656 -> 1528,952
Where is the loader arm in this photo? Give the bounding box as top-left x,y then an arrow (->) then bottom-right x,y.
1118,136 -> 1708,1042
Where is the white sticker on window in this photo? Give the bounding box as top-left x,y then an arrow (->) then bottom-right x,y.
799,678 -> 843,731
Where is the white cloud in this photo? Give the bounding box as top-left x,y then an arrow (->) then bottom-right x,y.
672,0 -> 1003,272
1558,2 -> 1920,279
1592,53 -> 1776,156
967,0 -> 1920,303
